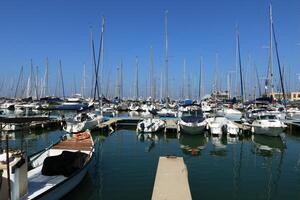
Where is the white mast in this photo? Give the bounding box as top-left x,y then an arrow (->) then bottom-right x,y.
183,58 -> 186,99
164,10 -> 169,100
160,71 -> 163,100
81,64 -> 86,98
266,3 -> 274,95
44,58 -> 49,97
150,46 -> 155,100
135,56 -> 139,100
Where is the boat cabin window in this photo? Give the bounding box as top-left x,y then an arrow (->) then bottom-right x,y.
259,115 -> 277,120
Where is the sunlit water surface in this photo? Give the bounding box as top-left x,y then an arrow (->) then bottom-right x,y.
2,127 -> 300,200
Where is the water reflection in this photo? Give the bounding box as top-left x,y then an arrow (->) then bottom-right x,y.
136,132 -> 164,152
179,134 -> 208,156
128,111 -> 140,117
251,134 -> 286,157
210,135 -> 227,157
226,135 -> 239,144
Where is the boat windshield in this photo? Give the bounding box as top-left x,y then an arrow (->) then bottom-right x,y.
259,115 -> 277,120
182,110 -> 203,117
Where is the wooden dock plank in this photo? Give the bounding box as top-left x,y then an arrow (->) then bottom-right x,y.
233,122 -> 251,131
53,137 -> 93,151
152,156 -> 192,200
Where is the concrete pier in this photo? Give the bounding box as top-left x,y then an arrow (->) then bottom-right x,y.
152,156 -> 192,200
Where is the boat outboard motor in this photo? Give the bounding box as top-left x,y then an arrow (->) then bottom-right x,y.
140,122 -> 145,131
149,108 -> 158,116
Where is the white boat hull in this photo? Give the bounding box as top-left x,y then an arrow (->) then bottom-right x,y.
31,164 -> 89,200
137,118 -> 165,133
252,126 -> 285,137
179,122 -> 206,135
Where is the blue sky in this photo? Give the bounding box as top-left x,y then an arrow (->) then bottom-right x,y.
0,0 -> 299,98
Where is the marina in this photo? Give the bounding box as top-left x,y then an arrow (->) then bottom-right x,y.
1,0 -> 300,199
1,126 -> 300,199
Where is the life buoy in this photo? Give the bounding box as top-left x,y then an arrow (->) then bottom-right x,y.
191,148 -> 199,156
73,131 -> 91,140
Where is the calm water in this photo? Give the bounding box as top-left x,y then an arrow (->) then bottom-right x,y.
2,128 -> 300,200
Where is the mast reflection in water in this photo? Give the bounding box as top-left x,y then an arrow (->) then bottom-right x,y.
3,128 -> 300,200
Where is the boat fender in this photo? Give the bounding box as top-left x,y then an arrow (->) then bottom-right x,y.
191,149 -> 198,156
73,132 -> 90,140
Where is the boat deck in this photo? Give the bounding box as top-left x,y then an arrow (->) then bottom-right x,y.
53,137 -> 93,152
23,165 -> 67,200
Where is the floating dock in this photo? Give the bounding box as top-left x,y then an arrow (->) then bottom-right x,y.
233,122 -> 251,132
285,120 -> 300,131
152,156 -> 192,200
97,117 -> 142,132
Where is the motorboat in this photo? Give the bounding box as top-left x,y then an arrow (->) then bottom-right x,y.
286,107 -> 300,122
206,116 -> 227,136
216,107 -> 242,122
64,112 -> 103,133
226,121 -> 240,137
250,113 -> 286,136
179,110 -> 207,135
0,131 -> 94,200
157,108 -> 177,118
136,118 -> 166,133
129,103 -> 140,111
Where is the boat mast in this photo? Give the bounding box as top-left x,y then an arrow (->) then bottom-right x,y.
266,4 -> 274,96
14,66 -> 24,98
164,10 -> 169,100
120,59 -> 123,99
135,56 -> 139,100
160,71 -> 163,100
81,64 -> 86,98
100,16 -> 105,108
183,58 -> 186,99
236,27 -> 245,103
254,64 -> 262,97
198,57 -> 203,100
115,66 -> 120,98
272,14 -> 286,105
59,60 -> 66,99
150,46 -> 155,101
44,58 -> 49,97
35,65 -> 39,100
